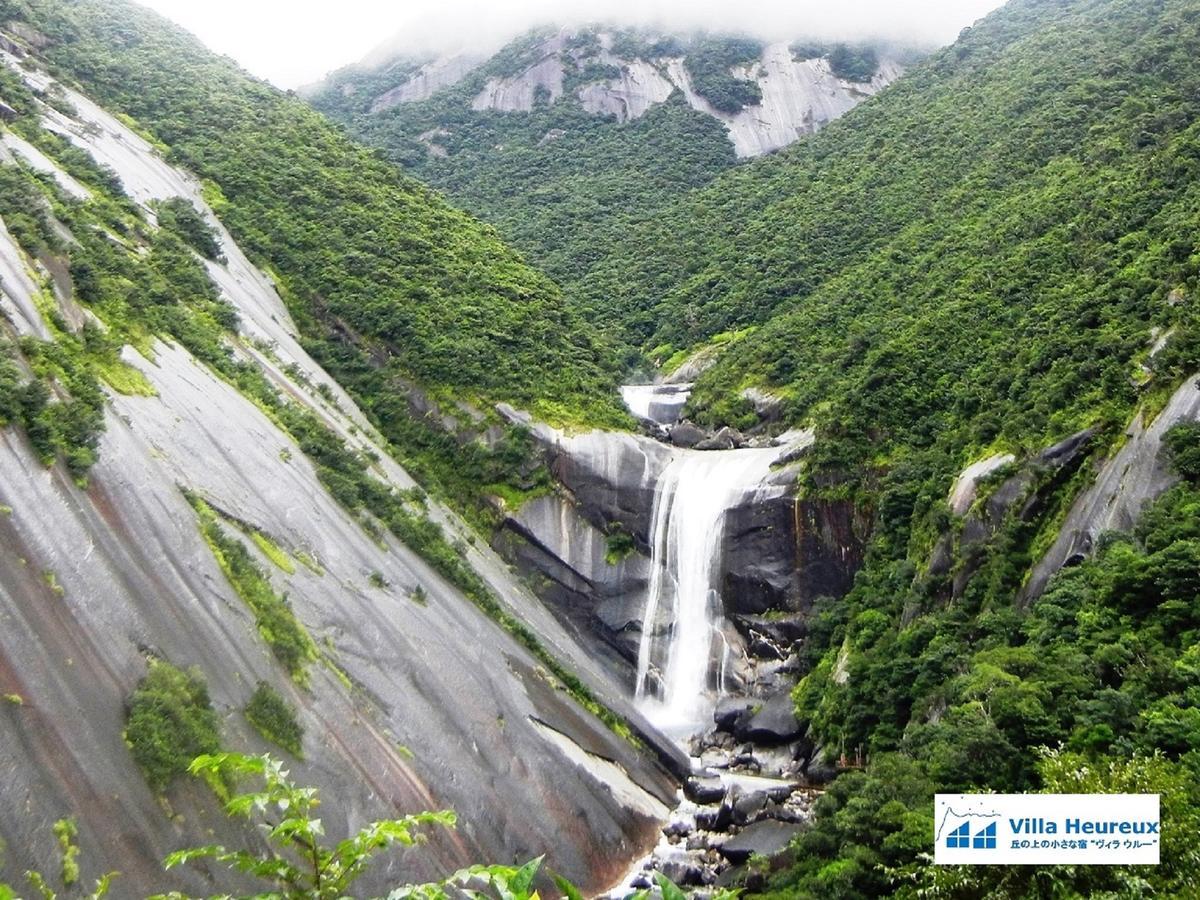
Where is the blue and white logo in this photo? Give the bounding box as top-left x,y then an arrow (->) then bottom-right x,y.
935,794 -> 1159,865
945,820 -> 997,850
937,803 -> 1001,852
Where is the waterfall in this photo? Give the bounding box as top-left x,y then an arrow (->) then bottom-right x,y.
634,447 -> 780,739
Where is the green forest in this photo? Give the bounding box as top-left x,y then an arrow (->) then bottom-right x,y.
2,0 -> 1200,896
1,0 -> 625,428
310,27 -> 742,302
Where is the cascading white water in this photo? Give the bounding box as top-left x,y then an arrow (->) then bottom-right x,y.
634,447 -> 780,739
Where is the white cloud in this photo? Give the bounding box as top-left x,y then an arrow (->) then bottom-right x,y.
135,0 -> 1005,87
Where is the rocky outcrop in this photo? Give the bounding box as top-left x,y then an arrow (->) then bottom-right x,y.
370,53 -> 485,112
724,480 -> 868,617
382,28 -> 904,158
473,54 -> 565,112
578,59 -> 674,122
493,493 -> 653,677
1022,376 -> 1200,601
948,452 -> 1015,516
621,383 -> 692,428
928,430 -> 1097,596
719,819 -> 804,864
664,43 -> 902,157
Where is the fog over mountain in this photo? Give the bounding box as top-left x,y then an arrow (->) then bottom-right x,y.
137,0 -> 1004,86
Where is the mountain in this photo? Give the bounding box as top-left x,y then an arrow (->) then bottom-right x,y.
308,27 -> 916,292
563,0 -> 1200,892
5,0 -> 1200,895
0,0 -> 682,893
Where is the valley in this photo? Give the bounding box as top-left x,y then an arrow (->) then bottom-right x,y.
1,0 -> 1199,897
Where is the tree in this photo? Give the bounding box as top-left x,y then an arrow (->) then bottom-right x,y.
157,753 -> 455,899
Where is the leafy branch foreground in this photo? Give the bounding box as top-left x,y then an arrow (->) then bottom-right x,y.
1,753 -> 732,900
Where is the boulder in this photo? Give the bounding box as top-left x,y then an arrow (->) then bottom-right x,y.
695,803 -> 733,832
737,691 -> 803,744
741,387 -> 785,423
717,426 -> 747,447
718,820 -> 803,864
670,420 -> 709,448
659,858 -> 706,887
684,775 -> 727,805
664,818 -> 694,839
732,613 -> 807,645
696,432 -> 735,451
730,789 -> 769,825
714,696 -> 756,733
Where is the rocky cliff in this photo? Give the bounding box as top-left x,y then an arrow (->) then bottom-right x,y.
341,28 -> 905,158
0,39 -> 680,895
488,415 -> 868,693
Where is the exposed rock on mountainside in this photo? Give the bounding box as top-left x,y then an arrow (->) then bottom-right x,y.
369,53 -> 486,112
0,28 -> 677,895
485,415 -> 868,692
328,27 -> 905,158
1023,375 -> 1200,600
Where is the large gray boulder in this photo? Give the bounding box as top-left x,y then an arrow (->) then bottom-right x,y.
718,820 -> 803,864
737,691 -> 804,744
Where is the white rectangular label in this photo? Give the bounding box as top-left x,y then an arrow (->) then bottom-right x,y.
935,794 -> 1160,865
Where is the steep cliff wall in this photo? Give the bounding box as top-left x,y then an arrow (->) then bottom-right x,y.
491,418 -> 868,692
450,32 -> 903,157
0,44 -> 679,895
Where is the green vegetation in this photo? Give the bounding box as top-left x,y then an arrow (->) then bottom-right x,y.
123,660 -> 221,793
188,495 -> 318,684
243,682 -> 303,757
164,753 -> 457,900
604,527 -> 636,565
1165,421 -> 1200,481
790,42 -> 881,81
1,817 -> 116,900
759,750 -> 1200,899
248,529 -> 296,574
770,472 -> 1200,894
685,36 -> 764,113
11,0 -> 623,427
152,197 -> 222,261
576,0 -> 1200,468
51,819 -> 79,887
310,26 -> 738,309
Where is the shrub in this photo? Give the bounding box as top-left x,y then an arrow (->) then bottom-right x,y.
124,660 -> 221,792
153,196 -> 223,261
1164,422 -> 1200,482
243,681 -> 303,757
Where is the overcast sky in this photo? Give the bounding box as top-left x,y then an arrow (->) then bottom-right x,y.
136,0 -> 1006,88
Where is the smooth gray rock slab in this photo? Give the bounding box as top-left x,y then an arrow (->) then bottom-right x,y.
669,421 -> 708,448
718,819 -> 803,864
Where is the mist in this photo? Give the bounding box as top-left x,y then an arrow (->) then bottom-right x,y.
371,0 -> 1006,64
136,0 -> 1006,87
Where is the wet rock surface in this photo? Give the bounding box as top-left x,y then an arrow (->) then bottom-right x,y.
607,734 -> 820,897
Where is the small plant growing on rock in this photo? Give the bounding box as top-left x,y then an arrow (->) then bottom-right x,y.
124,660 -> 221,792
244,682 -> 303,758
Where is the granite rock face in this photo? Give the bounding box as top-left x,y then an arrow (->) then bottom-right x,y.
493,423 -> 869,695
0,47 -> 681,896
1023,376 -> 1200,600
350,28 -> 905,158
